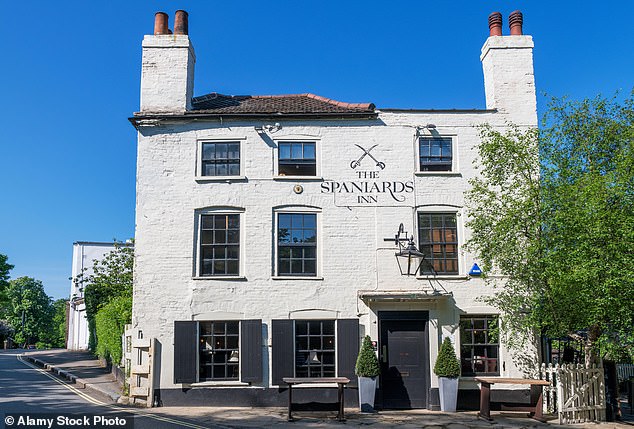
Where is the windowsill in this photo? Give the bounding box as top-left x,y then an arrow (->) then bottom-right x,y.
190,380 -> 250,387
273,176 -> 323,181
416,274 -> 469,280
271,276 -> 324,281
195,176 -> 247,183
414,172 -> 462,177
192,276 -> 247,281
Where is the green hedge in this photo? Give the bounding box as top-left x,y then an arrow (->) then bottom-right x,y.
94,295 -> 131,364
355,335 -> 380,377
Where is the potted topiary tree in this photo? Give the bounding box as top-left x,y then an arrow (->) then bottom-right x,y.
433,337 -> 461,412
355,335 -> 380,412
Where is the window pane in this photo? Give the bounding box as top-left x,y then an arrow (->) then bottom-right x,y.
227,215 -> 239,229
303,260 -> 316,274
279,143 -> 291,159
228,143 -> 240,159
295,320 -> 336,379
303,214 -> 316,229
291,143 -> 303,159
226,260 -> 239,275
202,144 -> 215,160
278,259 -> 290,274
303,143 -> 315,159
228,162 -> 240,176
214,230 -> 226,244
215,144 -> 228,159
291,259 -> 302,273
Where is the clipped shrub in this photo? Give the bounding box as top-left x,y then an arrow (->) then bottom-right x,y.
355,335 -> 380,378
433,337 -> 461,378
94,295 -> 131,364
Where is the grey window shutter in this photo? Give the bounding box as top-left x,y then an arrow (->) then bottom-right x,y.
240,319 -> 262,383
174,321 -> 198,384
337,318 -> 359,387
271,319 -> 294,386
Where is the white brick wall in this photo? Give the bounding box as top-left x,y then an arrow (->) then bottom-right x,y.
133,34 -> 538,391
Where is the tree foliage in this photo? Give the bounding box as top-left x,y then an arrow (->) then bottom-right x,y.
355,335 -> 380,377
466,92 -> 634,364
0,254 -> 14,314
75,242 -> 133,362
6,277 -> 54,346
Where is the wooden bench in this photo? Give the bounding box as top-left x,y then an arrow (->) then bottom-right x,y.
475,377 -> 550,422
283,377 -> 350,422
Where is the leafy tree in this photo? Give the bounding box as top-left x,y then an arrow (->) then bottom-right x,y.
74,242 -> 133,359
0,254 -> 14,314
6,277 -> 53,346
47,299 -> 68,348
466,92 -> 634,365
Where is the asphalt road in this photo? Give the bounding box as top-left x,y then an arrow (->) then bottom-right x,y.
0,350 -> 213,429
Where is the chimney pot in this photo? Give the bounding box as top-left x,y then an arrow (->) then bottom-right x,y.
174,10 -> 189,35
488,12 -> 503,36
154,12 -> 169,35
509,10 -> 523,35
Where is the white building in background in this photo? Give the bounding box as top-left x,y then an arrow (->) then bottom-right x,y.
67,242 -> 124,350
130,10 -> 537,409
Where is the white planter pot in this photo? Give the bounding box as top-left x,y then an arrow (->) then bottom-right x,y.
438,377 -> 459,412
357,376 -> 377,412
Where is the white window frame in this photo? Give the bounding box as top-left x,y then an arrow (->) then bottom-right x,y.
273,136 -> 321,180
415,134 -> 459,175
194,207 -> 246,279
273,206 -> 322,279
196,137 -> 246,181
415,206 -> 465,278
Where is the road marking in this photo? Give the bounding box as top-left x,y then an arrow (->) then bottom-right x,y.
17,355 -> 213,429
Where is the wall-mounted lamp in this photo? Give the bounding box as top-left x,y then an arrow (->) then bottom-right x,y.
415,123 -> 437,137
394,223 -> 427,276
255,123 -> 282,134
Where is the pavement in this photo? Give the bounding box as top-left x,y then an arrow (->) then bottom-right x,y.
13,349 -> 634,429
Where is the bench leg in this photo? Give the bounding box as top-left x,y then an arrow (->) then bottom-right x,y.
287,385 -> 293,422
531,385 -> 546,422
478,382 -> 493,421
337,383 -> 345,421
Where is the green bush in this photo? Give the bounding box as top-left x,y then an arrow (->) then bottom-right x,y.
94,295 -> 131,364
355,335 -> 380,378
433,337 -> 461,378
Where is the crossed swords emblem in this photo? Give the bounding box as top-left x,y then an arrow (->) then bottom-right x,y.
350,144 -> 385,170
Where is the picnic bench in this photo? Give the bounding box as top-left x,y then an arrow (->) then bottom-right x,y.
475,377 -> 550,422
283,377 -> 350,422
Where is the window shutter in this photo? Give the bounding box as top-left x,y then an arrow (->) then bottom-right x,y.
337,318 -> 359,387
240,319 -> 262,383
271,319 -> 294,386
174,321 -> 198,384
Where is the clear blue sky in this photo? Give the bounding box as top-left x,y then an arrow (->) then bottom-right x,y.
1,1 -> 632,300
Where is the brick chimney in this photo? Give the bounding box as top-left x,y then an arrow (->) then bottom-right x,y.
140,11 -> 195,113
481,11 -> 537,126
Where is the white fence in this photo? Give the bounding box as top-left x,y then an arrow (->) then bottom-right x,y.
616,364 -> 634,383
540,363 -> 606,423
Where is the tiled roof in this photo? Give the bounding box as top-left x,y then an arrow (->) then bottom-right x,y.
191,92 -> 375,114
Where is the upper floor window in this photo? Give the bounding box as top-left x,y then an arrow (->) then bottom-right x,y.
459,315 -> 499,376
200,213 -> 240,276
278,142 -> 316,176
277,213 -> 317,276
201,141 -> 240,176
417,213 -> 458,274
419,137 -> 452,172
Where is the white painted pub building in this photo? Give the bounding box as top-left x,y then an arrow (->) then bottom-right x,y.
130,10 -> 538,409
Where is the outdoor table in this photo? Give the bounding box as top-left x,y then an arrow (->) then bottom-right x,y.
475,377 -> 550,422
282,377 -> 350,422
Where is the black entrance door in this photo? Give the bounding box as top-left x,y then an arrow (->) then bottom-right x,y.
379,313 -> 429,409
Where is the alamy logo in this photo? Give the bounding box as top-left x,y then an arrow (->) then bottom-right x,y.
350,144 -> 385,170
